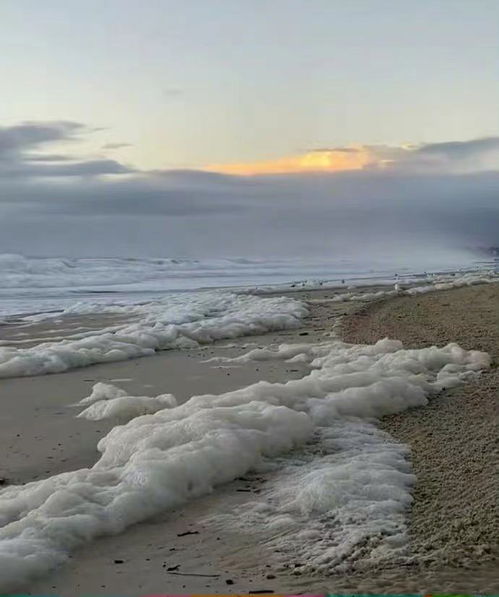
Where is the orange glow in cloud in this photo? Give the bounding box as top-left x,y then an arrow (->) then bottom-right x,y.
204,147 -> 375,176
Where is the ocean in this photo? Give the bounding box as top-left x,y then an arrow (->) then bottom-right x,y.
0,251 -> 493,317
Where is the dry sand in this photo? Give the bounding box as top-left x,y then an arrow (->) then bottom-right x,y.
2,284 -> 497,594
339,283 -> 499,593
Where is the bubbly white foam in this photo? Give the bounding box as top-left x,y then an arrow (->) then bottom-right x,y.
0,293 -> 307,377
2,269 -> 496,379
246,269 -> 499,297
208,419 -> 415,574
203,338 -> 489,573
76,382 -> 177,422
0,336 -> 489,590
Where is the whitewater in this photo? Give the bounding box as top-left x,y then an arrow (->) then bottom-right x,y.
0,252 -> 494,317
0,253 -> 497,379
0,253 -> 497,590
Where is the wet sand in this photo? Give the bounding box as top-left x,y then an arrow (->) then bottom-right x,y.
3,295 -> 354,595
2,284 -> 497,594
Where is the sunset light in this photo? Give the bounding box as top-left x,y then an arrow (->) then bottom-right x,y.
205,147 -> 375,175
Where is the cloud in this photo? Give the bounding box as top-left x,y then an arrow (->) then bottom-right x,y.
204,137 -> 499,176
0,120 -> 497,258
23,154 -> 73,162
0,121 -> 134,178
387,137 -> 499,173
1,162 -> 497,258
417,137 -> 499,159
308,147 -> 355,153
0,121 -> 85,157
4,120 -> 497,180
102,142 -> 132,150
0,159 -> 133,178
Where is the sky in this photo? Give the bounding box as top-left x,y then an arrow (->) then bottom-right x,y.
0,0 -> 498,259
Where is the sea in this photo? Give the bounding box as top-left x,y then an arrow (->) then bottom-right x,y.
0,251 -> 495,318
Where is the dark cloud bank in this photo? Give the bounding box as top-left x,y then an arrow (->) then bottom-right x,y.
0,121 -> 497,260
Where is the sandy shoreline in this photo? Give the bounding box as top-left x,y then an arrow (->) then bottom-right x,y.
341,284 -> 499,593
1,284 -> 497,594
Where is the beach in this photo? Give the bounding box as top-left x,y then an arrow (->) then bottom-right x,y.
3,2 -> 499,594
340,283 -> 499,593
1,283 -> 497,595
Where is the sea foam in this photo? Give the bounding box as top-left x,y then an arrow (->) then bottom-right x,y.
0,336 -> 489,589
1,270 -> 496,378
0,293 -> 307,377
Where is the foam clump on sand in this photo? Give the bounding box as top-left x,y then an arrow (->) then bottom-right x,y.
0,293 -> 307,378
76,383 -> 177,422
404,270 -> 498,295
245,269 -> 498,297
330,270 -> 498,303
0,336 -> 489,590
210,419 -> 415,574
77,381 -> 128,405
205,339 -> 490,572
